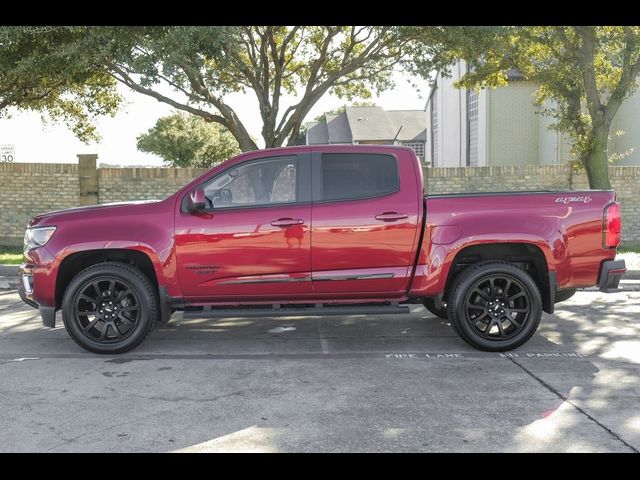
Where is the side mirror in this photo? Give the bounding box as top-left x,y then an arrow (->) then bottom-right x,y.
187,188 -> 206,212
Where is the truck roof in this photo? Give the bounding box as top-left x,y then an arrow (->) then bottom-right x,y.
254,144 -> 417,156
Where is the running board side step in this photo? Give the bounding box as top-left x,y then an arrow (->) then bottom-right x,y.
182,304 -> 410,319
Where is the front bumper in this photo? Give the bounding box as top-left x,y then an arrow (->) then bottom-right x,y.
18,264 -> 57,327
18,265 -> 38,308
598,259 -> 626,292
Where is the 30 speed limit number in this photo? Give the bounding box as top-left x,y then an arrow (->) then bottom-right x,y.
0,145 -> 14,162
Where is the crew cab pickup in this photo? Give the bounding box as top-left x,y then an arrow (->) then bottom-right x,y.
18,145 -> 626,354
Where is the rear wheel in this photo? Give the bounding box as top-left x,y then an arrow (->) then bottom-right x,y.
62,262 -> 157,354
447,262 -> 542,352
424,298 -> 448,319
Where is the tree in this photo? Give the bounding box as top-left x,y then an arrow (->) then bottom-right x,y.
136,112 -> 241,168
2,27 -> 445,152
408,26 -> 640,189
82,26 -> 416,151
0,26 -> 121,142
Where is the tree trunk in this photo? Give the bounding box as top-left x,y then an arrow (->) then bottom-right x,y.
581,124 -> 612,190
235,134 -> 259,153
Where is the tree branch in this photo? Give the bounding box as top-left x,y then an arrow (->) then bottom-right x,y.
105,60 -> 227,125
179,63 -> 258,151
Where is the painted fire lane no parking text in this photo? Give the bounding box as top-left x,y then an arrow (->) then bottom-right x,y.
385,352 -> 590,359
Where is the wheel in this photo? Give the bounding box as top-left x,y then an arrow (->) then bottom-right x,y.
62,262 -> 158,354
424,298 -> 448,319
554,289 -> 576,304
447,261 -> 542,352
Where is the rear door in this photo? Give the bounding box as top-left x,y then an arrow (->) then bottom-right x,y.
310,148 -> 422,296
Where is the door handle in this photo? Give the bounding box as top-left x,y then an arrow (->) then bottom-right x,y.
271,218 -> 304,227
375,212 -> 408,222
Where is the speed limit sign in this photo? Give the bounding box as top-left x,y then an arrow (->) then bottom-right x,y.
0,145 -> 14,163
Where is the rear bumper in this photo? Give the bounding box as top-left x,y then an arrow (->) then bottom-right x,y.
18,264 -> 57,327
598,259 -> 626,292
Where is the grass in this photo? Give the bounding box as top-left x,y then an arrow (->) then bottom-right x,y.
619,246 -> 640,254
0,247 -> 22,265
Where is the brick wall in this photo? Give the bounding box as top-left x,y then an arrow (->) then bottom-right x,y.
98,167 -> 206,204
425,164 -> 573,193
0,163 -> 79,245
424,165 -> 640,247
0,161 -> 638,247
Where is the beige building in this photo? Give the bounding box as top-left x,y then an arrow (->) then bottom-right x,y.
426,61 -> 640,167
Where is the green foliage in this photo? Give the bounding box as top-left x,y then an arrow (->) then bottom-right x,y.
1,26 -> 451,153
0,246 -> 22,265
408,26 -> 640,189
0,26 -> 121,142
136,112 -> 241,168
72,26 -> 417,151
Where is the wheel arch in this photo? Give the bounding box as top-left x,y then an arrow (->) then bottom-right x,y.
55,248 -> 159,307
443,242 -> 555,314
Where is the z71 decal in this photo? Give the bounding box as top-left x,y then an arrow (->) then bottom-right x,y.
555,196 -> 593,204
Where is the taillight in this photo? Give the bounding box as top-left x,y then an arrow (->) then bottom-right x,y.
603,202 -> 621,248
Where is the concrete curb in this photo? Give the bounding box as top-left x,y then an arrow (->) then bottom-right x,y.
0,277 -> 19,290
0,265 -> 19,276
625,270 -> 640,280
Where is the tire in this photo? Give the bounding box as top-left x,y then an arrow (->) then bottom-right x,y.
554,289 -> 576,304
447,261 -> 542,352
61,262 -> 158,354
424,298 -> 448,319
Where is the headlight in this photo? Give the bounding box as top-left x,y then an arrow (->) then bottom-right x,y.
24,226 -> 56,253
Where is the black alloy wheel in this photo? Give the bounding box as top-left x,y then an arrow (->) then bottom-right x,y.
72,277 -> 141,343
463,274 -> 531,340
62,262 -> 157,354
447,262 -> 542,351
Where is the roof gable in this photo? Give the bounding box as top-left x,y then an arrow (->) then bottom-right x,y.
386,110 -> 427,142
304,106 -> 427,144
345,106 -> 395,141
326,112 -> 353,143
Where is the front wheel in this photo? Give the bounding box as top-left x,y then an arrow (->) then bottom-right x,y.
62,262 -> 158,354
447,262 -> 542,352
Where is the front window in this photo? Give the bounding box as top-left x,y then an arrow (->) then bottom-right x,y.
203,156 -> 297,208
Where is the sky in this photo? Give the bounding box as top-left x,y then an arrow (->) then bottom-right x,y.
0,69 -> 430,167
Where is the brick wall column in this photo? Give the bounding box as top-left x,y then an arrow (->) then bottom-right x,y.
78,154 -> 98,205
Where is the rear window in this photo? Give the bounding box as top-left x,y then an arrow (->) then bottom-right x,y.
321,153 -> 399,201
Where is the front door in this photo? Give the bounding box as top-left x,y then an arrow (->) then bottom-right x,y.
175,154 -> 313,301
310,150 -> 421,297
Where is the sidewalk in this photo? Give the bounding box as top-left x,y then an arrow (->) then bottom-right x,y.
0,276 -> 19,290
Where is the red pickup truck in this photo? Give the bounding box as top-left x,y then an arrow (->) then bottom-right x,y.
19,145 -> 625,354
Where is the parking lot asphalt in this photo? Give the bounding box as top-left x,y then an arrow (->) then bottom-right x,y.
0,283 -> 639,453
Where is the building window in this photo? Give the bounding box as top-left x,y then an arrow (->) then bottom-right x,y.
430,89 -> 438,167
403,142 -> 425,160
466,88 -> 479,167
